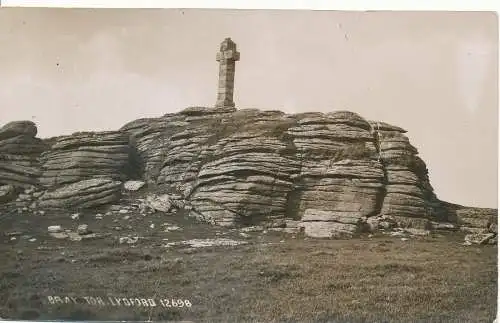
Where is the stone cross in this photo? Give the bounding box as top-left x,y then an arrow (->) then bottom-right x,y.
215,38 -> 240,108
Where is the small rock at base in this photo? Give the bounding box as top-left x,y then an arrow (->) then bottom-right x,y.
48,225 -> 62,233
404,228 -> 430,236
50,232 -> 69,239
145,194 -> 172,213
390,231 -> 406,237
464,233 -> 495,245
124,180 -> 146,191
163,225 -> 181,232
77,224 -> 90,235
119,236 -> 139,244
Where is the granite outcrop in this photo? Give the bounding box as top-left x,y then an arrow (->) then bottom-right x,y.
1,108 -> 496,241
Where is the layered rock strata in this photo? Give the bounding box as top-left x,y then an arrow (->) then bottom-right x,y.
287,111 -> 384,237
35,131 -> 130,208
39,131 -> 130,188
0,121 -> 48,189
37,178 -> 122,209
185,109 -> 299,226
371,121 -> 440,229
189,128 -> 300,226
1,107 -> 495,239
120,114 -> 185,183
156,106 -> 236,192
441,202 -> 497,234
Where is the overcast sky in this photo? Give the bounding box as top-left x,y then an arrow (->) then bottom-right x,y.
0,9 -> 497,208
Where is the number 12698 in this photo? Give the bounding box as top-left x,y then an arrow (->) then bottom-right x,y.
159,299 -> 192,308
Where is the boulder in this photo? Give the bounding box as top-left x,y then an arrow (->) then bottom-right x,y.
38,178 -> 122,209
124,180 -> 145,191
77,224 -> 90,235
0,121 -> 48,189
464,233 -> 496,245
403,228 -> 430,236
145,194 -> 172,213
365,216 -> 396,231
440,202 -> 497,233
430,222 -> 458,231
49,232 -> 68,239
297,208 -> 367,238
0,121 -> 37,139
48,225 -> 63,233
39,131 -> 131,188
298,221 -> 361,239
456,207 -> 496,232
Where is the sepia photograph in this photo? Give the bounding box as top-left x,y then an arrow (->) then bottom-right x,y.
0,6 -> 498,322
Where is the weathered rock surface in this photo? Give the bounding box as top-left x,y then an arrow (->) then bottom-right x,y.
457,207 -> 497,234
2,107 -> 496,241
124,180 -> 145,191
37,178 -> 122,209
298,208 -> 367,238
145,194 -> 173,213
47,225 -> 63,233
464,233 -> 496,245
0,121 -> 48,189
157,107 -> 237,192
366,214 -> 397,231
440,202 -> 497,234
77,224 -> 90,235
163,238 -> 248,249
0,120 -> 38,139
189,110 -> 299,226
287,112 -> 385,238
121,107 -> 237,189
371,121 -> 440,229
39,131 -> 130,188
121,115 -> 182,183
